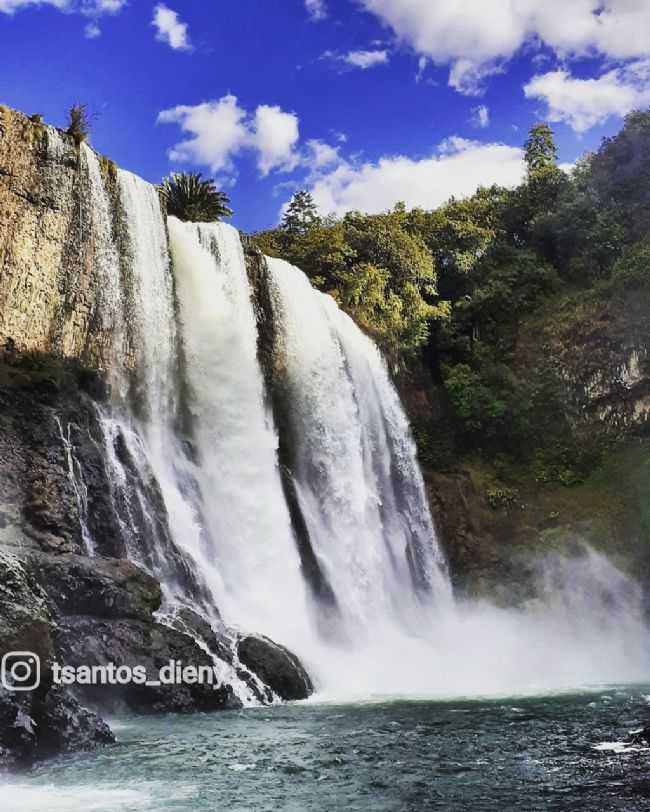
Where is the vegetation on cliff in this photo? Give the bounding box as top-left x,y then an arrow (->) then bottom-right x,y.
253,113 -> 650,492
159,172 -> 233,222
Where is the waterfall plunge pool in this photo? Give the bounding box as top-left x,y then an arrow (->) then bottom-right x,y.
5,688 -> 650,811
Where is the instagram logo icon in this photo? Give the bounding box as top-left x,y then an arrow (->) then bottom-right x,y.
1,652 -> 41,691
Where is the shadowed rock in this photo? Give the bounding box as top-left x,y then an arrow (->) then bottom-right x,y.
237,634 -> 313,700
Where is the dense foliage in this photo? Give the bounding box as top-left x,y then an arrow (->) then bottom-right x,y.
159,173 -> 233,223
253,111 -> 650,479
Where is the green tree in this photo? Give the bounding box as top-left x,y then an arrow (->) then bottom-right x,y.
159,173 -> 233,222
281,190 -> 321,237
524,123 -> 558,173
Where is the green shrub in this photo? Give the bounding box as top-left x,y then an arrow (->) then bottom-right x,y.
486,485 -> 521,511
159,173 -> 233,222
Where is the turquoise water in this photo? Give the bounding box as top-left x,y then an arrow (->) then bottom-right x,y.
5,688 -> 650,811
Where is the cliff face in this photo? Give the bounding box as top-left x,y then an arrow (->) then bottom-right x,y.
0,107 -> 130,370
400,281 -> 650,604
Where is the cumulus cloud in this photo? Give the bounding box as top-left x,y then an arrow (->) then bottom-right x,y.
152,3 -> 191,51
358,0 -> 650,95
305,0 -> 326,21
251,105 -> 300,175
524,60 -> 650,132
158,96 -> 248,175
471,105 -> 490,128
304,136 -> 526,216
158,95 -> 303,179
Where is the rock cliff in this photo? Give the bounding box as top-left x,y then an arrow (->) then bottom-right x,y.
0,108 -> 132,370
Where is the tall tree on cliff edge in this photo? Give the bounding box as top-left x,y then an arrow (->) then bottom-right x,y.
281,191 -> 321,237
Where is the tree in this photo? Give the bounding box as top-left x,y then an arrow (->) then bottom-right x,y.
66,104 -> 90,145
159,173 -> 233,222
281,190 -> 320,237
524,123 -> 558,173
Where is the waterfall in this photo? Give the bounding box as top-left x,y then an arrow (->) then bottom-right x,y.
167,218 -> 312,651
266,257 -> 452,636
82,144 -> 126,370
55,417 -> 95,555
66,157 -> 650,701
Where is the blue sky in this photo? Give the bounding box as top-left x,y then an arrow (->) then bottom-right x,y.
2,0 -> 649,232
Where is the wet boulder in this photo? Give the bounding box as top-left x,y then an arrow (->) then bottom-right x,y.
33,685 -> 115,760
0,684 -> 114,768
236,634 -> 313,700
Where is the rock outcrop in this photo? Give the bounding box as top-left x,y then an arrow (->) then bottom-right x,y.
237,634 -> 313,701
0,107 -> 128,370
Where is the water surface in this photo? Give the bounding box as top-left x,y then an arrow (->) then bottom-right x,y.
6,688 -> 650,811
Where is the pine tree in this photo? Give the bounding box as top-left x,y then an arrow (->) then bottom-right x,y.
281,190 -> 320,236
524,123 -> 558,173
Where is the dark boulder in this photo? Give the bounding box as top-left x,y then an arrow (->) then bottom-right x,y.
237,634 -> 313,700
0,551 -> 53,663
0,689 -> 37,767
33,685 -> 114,760
28,553 -> 162,622
0,685 -> 114,768
56,616 -> 242,713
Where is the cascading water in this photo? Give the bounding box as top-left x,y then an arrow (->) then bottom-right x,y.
167,218 -> 312,653
82,144 -> 126,369
59,149 -> 650,701
261,257 -> 650,699
266,256 -> 452,635
55,416 -> 95,555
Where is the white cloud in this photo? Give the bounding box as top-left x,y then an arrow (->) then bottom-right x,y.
0,0 -> 126,28
358,0 -> 650,94
305,0 -> 326,21
89,0 -> 125,11
0,0 -> 66,10
415,55 -> 427,83
305,136 -> 526,216
306,139 -> 340,168
323,47 -> 390,71
252,105 -> 300,176
0,0 -> 126,13
84,19 -> 100,37
152,3 -> 191,51
471,105 -> 490,128
158,95 -> 303,179
343,49 -> 389,69
158,96 -> 249,175
524,61 -> 650,132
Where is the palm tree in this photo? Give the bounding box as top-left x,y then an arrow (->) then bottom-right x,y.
159,173 -> 233,222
